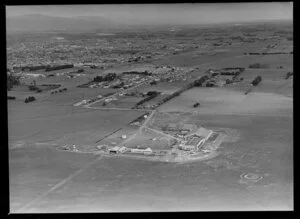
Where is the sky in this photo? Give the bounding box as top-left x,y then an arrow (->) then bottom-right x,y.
6,3 -> 293,25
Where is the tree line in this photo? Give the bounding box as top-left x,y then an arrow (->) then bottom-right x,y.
93,73 -> 117,82
7,74 -> 20,91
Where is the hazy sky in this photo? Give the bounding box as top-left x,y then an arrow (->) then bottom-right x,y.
6,3 -> 293,25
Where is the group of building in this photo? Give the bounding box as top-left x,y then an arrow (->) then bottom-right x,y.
98,145 -> 153,155
179,127 -> 214,152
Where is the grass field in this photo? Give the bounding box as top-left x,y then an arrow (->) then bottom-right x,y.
158,87 -> 293,116
8,102 -> 144,147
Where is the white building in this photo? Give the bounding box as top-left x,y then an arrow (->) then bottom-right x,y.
109,146 -> 121,154
73,101 -> 83,106
179,127 -> 213,152
130,147 -> 152,154
119,146 -> 128,153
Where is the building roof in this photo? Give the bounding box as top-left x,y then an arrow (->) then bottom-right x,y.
168,123 -> 177,128
187,127 -> 212,138
185,135 -> 205,146
182,123 -> 196,130
110,146 -> 120,151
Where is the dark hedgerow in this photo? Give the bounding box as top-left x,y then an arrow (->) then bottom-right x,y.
24,96 -> 36,103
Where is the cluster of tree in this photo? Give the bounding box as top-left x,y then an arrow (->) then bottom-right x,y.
220,71 -> 239,76
47,74 -> 55,78
77,69 -> 84,73
248,63 -> 270,69
24,96 -> 36,103
225,79 -> 233,84
193,102 -> 200,108
158,88 -> 185,105
7,96 -> 16,100
135,91 -> 160,106
93,73 -> 117,82
21,65 -> 50,72
45,64 -> 74,72
28,85 -> 42,93
90,65 -> 97,69
7,74 -> 20,91
194,75 -> 210,87
51,88 -> 67,94
285,72 -> 293,80
251,76 -> 262,86
205,81 -> 216,87
41,84 -> 61,88
223,67 -> 245,71
146,91 -> 159,96
150,80 -> 157,85
220,68 -> 244,77
129,113 -> 150,125
122,71 -> 152,76
247,52 -> 290,55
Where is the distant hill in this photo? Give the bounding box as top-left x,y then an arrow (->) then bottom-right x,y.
6,14 -> 117,33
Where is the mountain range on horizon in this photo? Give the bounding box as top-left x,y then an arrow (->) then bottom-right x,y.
6,14 -> 119,33
6,14 -> 293,33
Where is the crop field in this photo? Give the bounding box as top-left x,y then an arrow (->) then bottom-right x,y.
158,87 -> 293,117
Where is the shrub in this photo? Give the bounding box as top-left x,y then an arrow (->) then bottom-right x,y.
251,76 -> 262,86
24,96 -> 36,103
147,91 -> 159,96
28,85 -> 39,91
7,96 -> 16,100
7,73 -> 20,90
193,102 -> 200,108
225,79 -> 232,84
150,81 -> 157,85
194,75 -> 209,87
285,72 -> 293,80
93,73 -> 117,82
